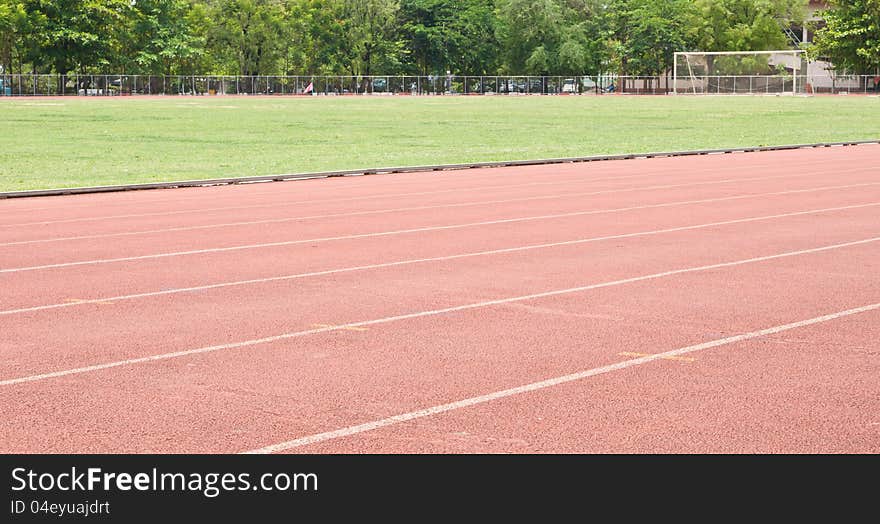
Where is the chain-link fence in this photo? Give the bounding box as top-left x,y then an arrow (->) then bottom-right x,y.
0,73 -> 877,97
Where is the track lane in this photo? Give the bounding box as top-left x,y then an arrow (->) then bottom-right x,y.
1,238 -> 877,452
1,145 -> 878,454
2,189 -> 878,315
2,158 -> 870,245
6,173 -> 874,249
2,207 -> 878,387
281,309 -> 880,454
3,143 -> 876,224
1,173 -> 877,275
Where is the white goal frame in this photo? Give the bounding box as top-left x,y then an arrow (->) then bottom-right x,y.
673,50 -> 807,95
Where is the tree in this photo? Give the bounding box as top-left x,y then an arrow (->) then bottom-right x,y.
0,0 -> 31,73
1,0 -> 827,79
691,0 -> 806,52
25,0 -> 133,74
209,0 -> 285,76
279,0 -> 347,75
400,0 -> 498,75
121,0 -> 209,75
810,0 -> 880,74
495,0 -> 599,75
339,0 -> 406,77
680,0 -> 807,80
602,0 -> 697,77
495,0 -> 562,74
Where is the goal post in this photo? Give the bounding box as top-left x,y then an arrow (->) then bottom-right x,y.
673,50 -> 808,95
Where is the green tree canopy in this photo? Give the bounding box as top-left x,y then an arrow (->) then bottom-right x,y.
209,0 -> 285,76
127,0 -> 209,75
2,0 -> 869,78
0,1 -> 32,73
400,0 -> 498,75
495,0 -> 601,75
339,0 -> 405,76
692,0 -> 806,52
811,0 -> 880,73
25,0 -> 133,74
602,0 -> 699,77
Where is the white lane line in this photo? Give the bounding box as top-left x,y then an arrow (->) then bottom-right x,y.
2,235 -> 878,387
2,199 -> 879,316
9,171 -> 873,247
0,160 -> 783,228
242,302 -> 880,454
0,163 -> 728,217
0,156 -> 826,225
3,186 -> 879,275
0,176 -> 632,227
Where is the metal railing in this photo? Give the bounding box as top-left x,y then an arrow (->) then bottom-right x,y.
673,74 -> 810,95
0,73 -> 877,97
0,74 -> 669,96
674,74 -> 880,95
807,74 -> 880,94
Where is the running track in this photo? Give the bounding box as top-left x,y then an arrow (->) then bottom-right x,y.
1,144 -> 878,453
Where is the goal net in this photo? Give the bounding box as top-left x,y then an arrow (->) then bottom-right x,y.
673,50 -> 808,95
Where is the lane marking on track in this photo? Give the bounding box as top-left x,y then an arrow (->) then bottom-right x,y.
312,324 -> 368,332
0,162 -> 757,218
618,352 -> 695,362
2,185 -> 879,275
1,235 -> 878,387
6,168 -> 873,246
0,156 -> 838,225
242,302 -> 880,453
63,298 -> 114,306
2,200 -> 879,315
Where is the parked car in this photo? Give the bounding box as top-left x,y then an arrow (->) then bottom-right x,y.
527,79 -> 544,93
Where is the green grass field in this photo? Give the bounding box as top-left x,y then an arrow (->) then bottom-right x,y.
1,95 -> 878,192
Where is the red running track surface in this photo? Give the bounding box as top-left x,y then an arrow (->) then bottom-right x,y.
1,144 -> 878,453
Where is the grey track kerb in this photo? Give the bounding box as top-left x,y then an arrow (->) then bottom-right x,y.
1,139 -> 878,199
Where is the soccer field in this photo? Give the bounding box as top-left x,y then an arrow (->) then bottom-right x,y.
1,95 -> 878,192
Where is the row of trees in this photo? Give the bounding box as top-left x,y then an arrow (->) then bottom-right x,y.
0,0 -> 876,77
